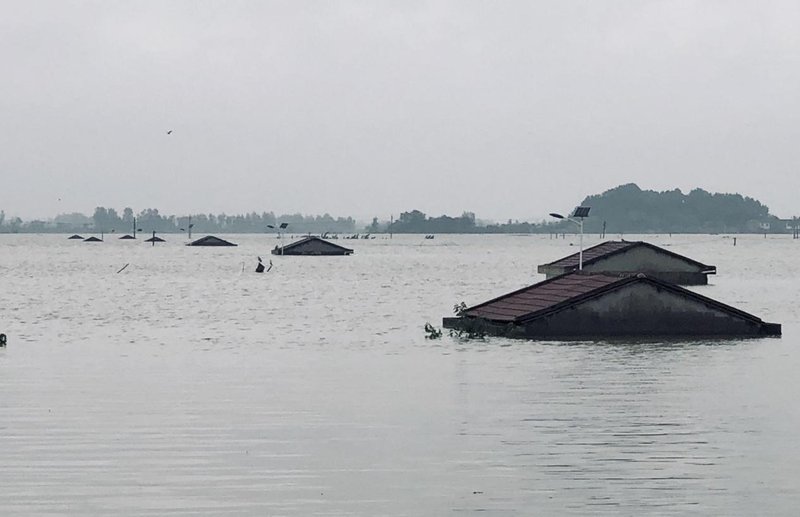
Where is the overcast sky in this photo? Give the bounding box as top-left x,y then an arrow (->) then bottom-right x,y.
2,1 -> 798,222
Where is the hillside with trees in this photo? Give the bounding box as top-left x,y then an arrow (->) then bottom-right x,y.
364,184 -> 780,234
572,184 -> 777,234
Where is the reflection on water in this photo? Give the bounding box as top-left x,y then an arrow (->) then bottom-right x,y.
1,234 -> 799,515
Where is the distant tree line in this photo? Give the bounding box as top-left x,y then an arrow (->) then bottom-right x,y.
0,184 -> 789,234
0,207 -> 357,234
371,210 -> 480,234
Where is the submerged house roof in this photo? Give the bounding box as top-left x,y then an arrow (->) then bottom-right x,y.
144,236 -> 165,243
119,234 -> 136,239
83,236 -> 103,242
187,235 -> 237,247
538,240 -> 716,285
68,234 -> 84,239
444,272 -> 780,338
272,236 -> 353,256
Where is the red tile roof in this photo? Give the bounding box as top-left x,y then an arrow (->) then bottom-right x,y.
465,273 -> 624,322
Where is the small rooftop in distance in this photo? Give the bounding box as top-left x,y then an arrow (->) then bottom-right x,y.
273,236 -> 353,256
187,235 -> 237,247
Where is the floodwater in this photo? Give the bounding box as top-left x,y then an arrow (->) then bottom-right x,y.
0,233 -> 798,516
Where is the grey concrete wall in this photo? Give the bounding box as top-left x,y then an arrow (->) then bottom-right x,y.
522,282 -> 759,337
538,265 -> 564,277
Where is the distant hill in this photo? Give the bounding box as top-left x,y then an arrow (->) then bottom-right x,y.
575,184 -> 777,234
382,184 -> 783,234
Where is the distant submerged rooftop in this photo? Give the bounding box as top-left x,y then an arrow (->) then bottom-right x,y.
273,236 -> 353,256
187,235 -> 237,247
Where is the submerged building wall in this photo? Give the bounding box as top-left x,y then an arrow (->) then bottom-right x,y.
520,282 -> 758,337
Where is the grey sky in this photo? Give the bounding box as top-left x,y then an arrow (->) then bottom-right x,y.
2,1 -> 798,221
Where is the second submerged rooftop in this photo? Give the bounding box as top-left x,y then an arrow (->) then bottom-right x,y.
538,240 -> 716,285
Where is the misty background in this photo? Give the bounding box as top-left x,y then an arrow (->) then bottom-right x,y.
1,1 -> 798,222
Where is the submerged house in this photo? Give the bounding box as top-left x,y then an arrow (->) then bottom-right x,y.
187,236 -> 237,247
83,236 -> 103,242
272,236 -> 353,256
68,234 -> 83,240
443,272 -> 780,339
538,241 -> 716,285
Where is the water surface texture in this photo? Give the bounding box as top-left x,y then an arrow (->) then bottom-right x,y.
1,234 -> 798,515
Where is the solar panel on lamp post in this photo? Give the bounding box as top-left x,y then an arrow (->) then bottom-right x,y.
549,207 -> 591,271
268,223 -> 289,255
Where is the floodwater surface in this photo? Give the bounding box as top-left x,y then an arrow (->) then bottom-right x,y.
1,233 -> 798,515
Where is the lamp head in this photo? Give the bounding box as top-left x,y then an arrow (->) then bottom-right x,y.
549,213 -> 565,219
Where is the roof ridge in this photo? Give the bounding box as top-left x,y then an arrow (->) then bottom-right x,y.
542,240 -> 714,271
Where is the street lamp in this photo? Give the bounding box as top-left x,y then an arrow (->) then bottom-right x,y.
179,222 -> 194,240
267,222 -> 289,255
549,206 -> 591,271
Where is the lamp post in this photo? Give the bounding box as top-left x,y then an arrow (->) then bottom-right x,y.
549,206 -> 591,271
179,222 -> 194,240
267,222 -> 289,255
